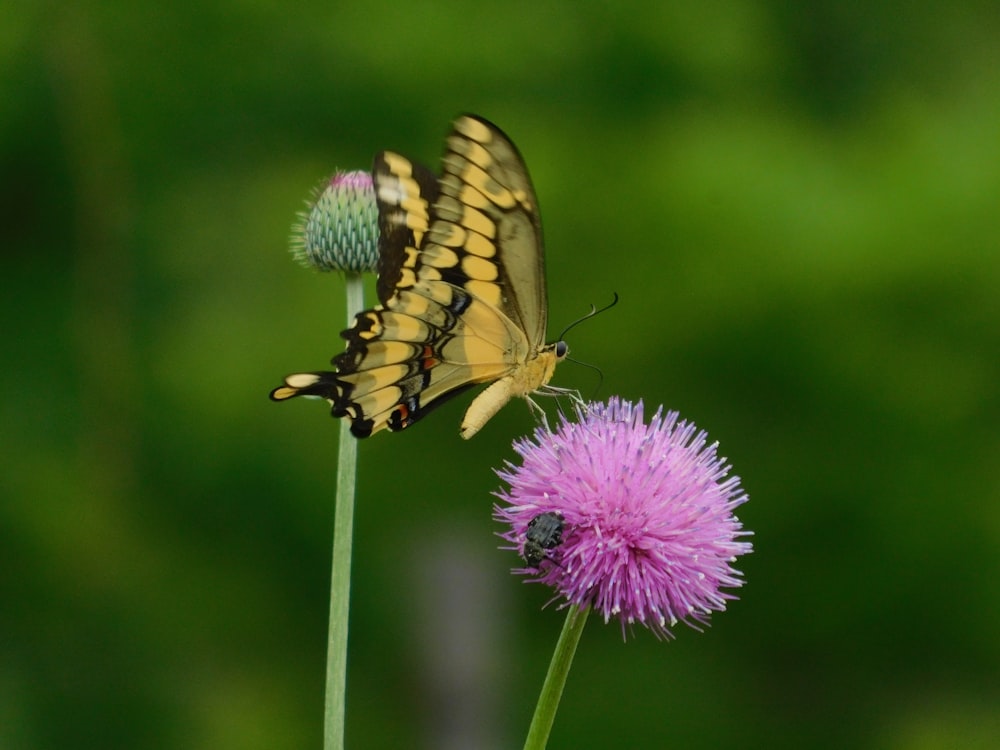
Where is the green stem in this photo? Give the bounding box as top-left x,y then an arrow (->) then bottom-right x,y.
523,604 -> 591,750
324,273 -> 364,750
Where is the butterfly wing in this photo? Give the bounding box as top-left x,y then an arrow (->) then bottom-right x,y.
438,115 -> 547,345
271,115 -> 557,438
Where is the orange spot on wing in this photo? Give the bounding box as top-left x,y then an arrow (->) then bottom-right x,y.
422,345 -> 440,369
393,403 -> 411,425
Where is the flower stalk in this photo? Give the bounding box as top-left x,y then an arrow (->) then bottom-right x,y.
323,272 -> 364,750
523,604 -> 591,750
282,169 -> 378,750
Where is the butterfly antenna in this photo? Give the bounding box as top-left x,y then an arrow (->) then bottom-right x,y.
556,292 -> 619,341
566,356 -> 606,400
556,292 -> 617,401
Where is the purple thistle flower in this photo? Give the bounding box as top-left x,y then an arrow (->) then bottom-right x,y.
494,398 -> 753,639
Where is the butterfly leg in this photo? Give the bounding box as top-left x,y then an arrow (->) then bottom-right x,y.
541,384 -> 585,406
524,394 -> 552,433
535,385 -> 586,426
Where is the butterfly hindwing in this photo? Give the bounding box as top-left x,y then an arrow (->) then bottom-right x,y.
271,115 -> 567,438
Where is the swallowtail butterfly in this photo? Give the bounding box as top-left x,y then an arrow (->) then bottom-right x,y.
271,115 -> 568,438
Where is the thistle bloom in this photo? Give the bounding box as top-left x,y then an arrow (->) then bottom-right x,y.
494,398 -> 753,639
292,170 -> 379,272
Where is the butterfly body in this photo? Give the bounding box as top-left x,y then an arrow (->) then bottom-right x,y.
271,115 -> 566,438
460,340 -> 565,439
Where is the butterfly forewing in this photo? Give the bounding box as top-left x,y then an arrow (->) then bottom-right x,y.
440,116 -> 547,346
372,153 -> 440,306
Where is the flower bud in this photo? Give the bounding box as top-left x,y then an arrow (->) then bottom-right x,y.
292,170 -> 379,273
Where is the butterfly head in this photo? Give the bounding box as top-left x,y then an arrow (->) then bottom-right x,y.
539,339 -> 569,377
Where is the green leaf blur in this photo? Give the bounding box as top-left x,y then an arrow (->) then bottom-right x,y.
3,1 -> 998,748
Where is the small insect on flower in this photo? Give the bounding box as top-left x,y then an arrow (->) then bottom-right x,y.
522,512 -> 565,568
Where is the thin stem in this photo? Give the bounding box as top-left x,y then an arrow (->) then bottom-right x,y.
324,273 -> 364,750
523,604 -> 591,750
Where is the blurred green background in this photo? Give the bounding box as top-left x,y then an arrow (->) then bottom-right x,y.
3,1 -> 999,748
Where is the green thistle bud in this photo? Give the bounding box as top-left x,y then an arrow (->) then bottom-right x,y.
292,170 -> 379,273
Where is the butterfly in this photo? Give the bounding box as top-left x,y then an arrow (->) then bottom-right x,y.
270,114 -> 569,438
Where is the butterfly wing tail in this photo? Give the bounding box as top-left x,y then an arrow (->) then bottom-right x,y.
270,371 -> 342,403
270,371 -> 385,438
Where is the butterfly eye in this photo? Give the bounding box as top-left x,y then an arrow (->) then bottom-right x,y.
554,341 -> 569,358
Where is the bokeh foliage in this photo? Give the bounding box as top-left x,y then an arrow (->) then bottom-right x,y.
3,1 -> 999,748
